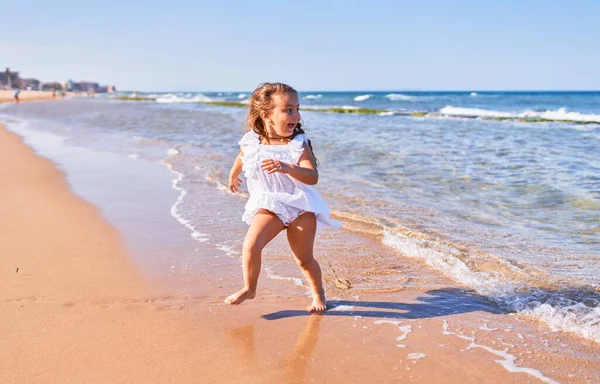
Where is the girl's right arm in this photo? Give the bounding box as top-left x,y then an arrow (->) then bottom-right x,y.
229,150 -> 243,193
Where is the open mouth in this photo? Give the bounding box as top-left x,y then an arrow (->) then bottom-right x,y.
287,123 -> 296,130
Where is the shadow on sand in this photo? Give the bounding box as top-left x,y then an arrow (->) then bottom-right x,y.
261,287 -> 506,321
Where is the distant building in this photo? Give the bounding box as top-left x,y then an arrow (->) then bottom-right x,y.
0,67 -> 20,89
74,81 -> 99,92
66,80 -> 96,92
20,78 -> 41,90
64,79 -> 114,93
1,69 -> 117,93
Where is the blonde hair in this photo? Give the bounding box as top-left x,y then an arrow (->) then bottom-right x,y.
246,82 -> 317,164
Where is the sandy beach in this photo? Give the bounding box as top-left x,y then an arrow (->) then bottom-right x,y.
0,90 -> 61,103
1,100 -> 599,383
3,1 -> 598,381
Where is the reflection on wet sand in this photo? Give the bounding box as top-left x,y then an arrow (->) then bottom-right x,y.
225,315 -> 323,383
285,315 -> 323,383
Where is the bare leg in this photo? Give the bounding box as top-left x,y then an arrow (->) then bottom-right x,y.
286,213 -> 327,313
225,210 -> 285,305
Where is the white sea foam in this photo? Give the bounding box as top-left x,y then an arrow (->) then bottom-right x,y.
440,105 -> 600,123
155,93 -> 212,103
374,320 -> 413,341
237,93 -> 247,99
382,228 -> 600,343
353,94 -> 372,102
166,148 -> 181,156
470,92 -> 478,97
161,159 -> 210,244
518,301 -> 600,343
303,94 -> 322,100
518,107 -> 600,123
443,321 -> 558,383
264,266 -> 306,288
396,325 -> 413,341
203,170 -> 230,193
329,305 -> 355,311
382,228 -> 499,293
215,243 -> 239,257
440,106 -> 513,118
385,93 -> 417,101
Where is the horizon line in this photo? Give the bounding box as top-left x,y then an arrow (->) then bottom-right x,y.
123,89 -> 600,93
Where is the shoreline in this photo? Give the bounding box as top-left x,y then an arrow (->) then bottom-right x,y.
1,118 -> 599,383
0,90 -> 89,104
0,90 -> 61,103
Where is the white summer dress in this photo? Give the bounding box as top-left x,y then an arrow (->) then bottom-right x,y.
239,130 -> 341,228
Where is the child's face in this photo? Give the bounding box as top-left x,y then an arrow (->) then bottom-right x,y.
266,92 -> 301,137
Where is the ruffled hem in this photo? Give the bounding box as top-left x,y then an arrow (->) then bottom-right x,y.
242,191 -> 341,228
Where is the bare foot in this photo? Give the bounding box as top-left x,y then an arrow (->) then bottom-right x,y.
308,292 -> 327,314
225,288 -> 256,305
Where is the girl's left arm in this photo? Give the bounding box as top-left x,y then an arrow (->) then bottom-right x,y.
261,143 -> 319,185
229,150 -> 244,193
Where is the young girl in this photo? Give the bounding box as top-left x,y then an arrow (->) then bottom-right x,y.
226,82 -> 340,313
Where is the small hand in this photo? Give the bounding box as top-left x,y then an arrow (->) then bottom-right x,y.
229,175 -> 242,193
261,159 -> 291,174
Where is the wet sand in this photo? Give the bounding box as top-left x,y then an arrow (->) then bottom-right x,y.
1,121 -> 599,383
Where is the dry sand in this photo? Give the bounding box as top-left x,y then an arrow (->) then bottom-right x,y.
1,116 -> 599,383
0,90 -> 61,103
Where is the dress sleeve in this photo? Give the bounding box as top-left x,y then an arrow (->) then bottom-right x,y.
239,131 -> 261,179
290,134 -> 307,164
238,130 -> 260,148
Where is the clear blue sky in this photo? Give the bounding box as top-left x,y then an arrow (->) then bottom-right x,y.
2,0 -> 599,92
